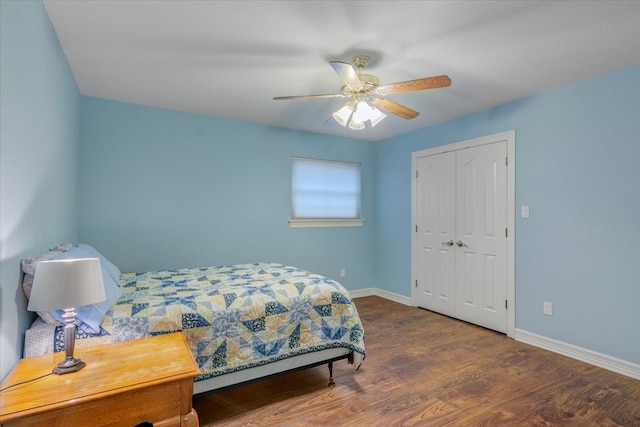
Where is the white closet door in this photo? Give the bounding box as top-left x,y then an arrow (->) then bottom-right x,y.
455,142 -> 508,332
413,139 -> 508,334
414,151 -> 456,316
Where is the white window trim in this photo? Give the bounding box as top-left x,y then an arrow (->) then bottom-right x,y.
289,218 -> 364,228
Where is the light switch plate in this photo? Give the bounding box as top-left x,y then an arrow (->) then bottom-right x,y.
521,206 -> 530,218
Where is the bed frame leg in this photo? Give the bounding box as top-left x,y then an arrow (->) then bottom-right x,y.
328,361 -> 335,387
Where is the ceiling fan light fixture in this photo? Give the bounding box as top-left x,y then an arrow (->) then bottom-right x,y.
333,100 -> 387,130
369,107 -> 387,127
353,100 -> 387,128
352,101 -> 372,123
348,119 -> 365,130
332,103 -> 354,127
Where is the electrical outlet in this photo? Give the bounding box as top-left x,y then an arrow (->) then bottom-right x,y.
340,268 -> 346,278
543,301 -> 553,316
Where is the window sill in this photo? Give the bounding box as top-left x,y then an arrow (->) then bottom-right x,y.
289,219 -> 364,228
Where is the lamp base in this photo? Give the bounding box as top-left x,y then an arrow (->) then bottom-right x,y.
53,357 -> 86,375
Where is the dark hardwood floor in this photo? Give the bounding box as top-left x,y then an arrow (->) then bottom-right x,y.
193,296 -> 640,426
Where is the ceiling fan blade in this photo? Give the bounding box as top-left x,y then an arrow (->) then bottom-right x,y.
329,61 -> 363,89
377,75 -> 451,95
273,93 -> 345,100
370,98 -> 419,120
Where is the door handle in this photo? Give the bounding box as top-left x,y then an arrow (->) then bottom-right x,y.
441,240 -> 455,247
456,240 -> 468,248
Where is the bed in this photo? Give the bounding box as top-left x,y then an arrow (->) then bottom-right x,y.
21,244 -> 365,395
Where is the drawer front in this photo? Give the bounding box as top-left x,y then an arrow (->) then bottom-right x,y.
4,380 -> 189,427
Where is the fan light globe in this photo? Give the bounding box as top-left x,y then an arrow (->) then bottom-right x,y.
332,104 -> 353,127
351,101 -> 387,128
348,119 -> 365,130
369,107 -> 387,127
333,100 -> 386,129
352,101 -> 372,123
348,102 -> 366,130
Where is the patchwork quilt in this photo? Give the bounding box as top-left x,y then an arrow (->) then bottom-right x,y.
26,263 -> 365,382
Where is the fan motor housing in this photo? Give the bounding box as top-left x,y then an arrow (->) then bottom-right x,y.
342,73 -> 379,97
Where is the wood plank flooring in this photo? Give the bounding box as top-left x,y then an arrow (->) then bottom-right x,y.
193,296 -> 640,426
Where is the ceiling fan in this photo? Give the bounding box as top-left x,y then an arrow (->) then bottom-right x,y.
273,55 -> 451,129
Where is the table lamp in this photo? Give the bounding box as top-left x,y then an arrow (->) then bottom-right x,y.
28,258 -> 106,374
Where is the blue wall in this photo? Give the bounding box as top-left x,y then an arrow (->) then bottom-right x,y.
0,0 -> 80,380
375,65 -> 640,364
78,98 -> 377,290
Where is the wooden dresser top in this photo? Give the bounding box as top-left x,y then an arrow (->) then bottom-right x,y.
0,332 -> 200,422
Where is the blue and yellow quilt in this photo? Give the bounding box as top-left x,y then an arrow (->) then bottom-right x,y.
50,262 -> 365,381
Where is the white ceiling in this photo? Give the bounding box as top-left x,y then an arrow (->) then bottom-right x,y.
43,1 -> 640,142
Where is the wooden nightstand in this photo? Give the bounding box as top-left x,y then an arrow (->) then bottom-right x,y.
0,332 -> 200,426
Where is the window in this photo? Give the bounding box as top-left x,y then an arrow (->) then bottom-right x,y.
290,157 -> 363,228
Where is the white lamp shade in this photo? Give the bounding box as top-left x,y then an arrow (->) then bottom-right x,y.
368,107 -> 386,127
352,101 -> 372,123
351,101 -> 387,128
332,104 -> 352,126
28,258 -> 106,311
348,119 -> 365,130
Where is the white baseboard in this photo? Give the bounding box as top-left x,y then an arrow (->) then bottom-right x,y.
349,288 -> 376,298
351,287 -> 640,380
515,329 -> 640,380
350,287 -> 412,306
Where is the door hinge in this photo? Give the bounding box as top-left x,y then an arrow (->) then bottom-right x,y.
415,279 -> 418,288
505,299 -> 508,309
506,156 -> 508,167
416,170 -> 419,178
415,225 -> 418,232
505,228 -> 508,237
